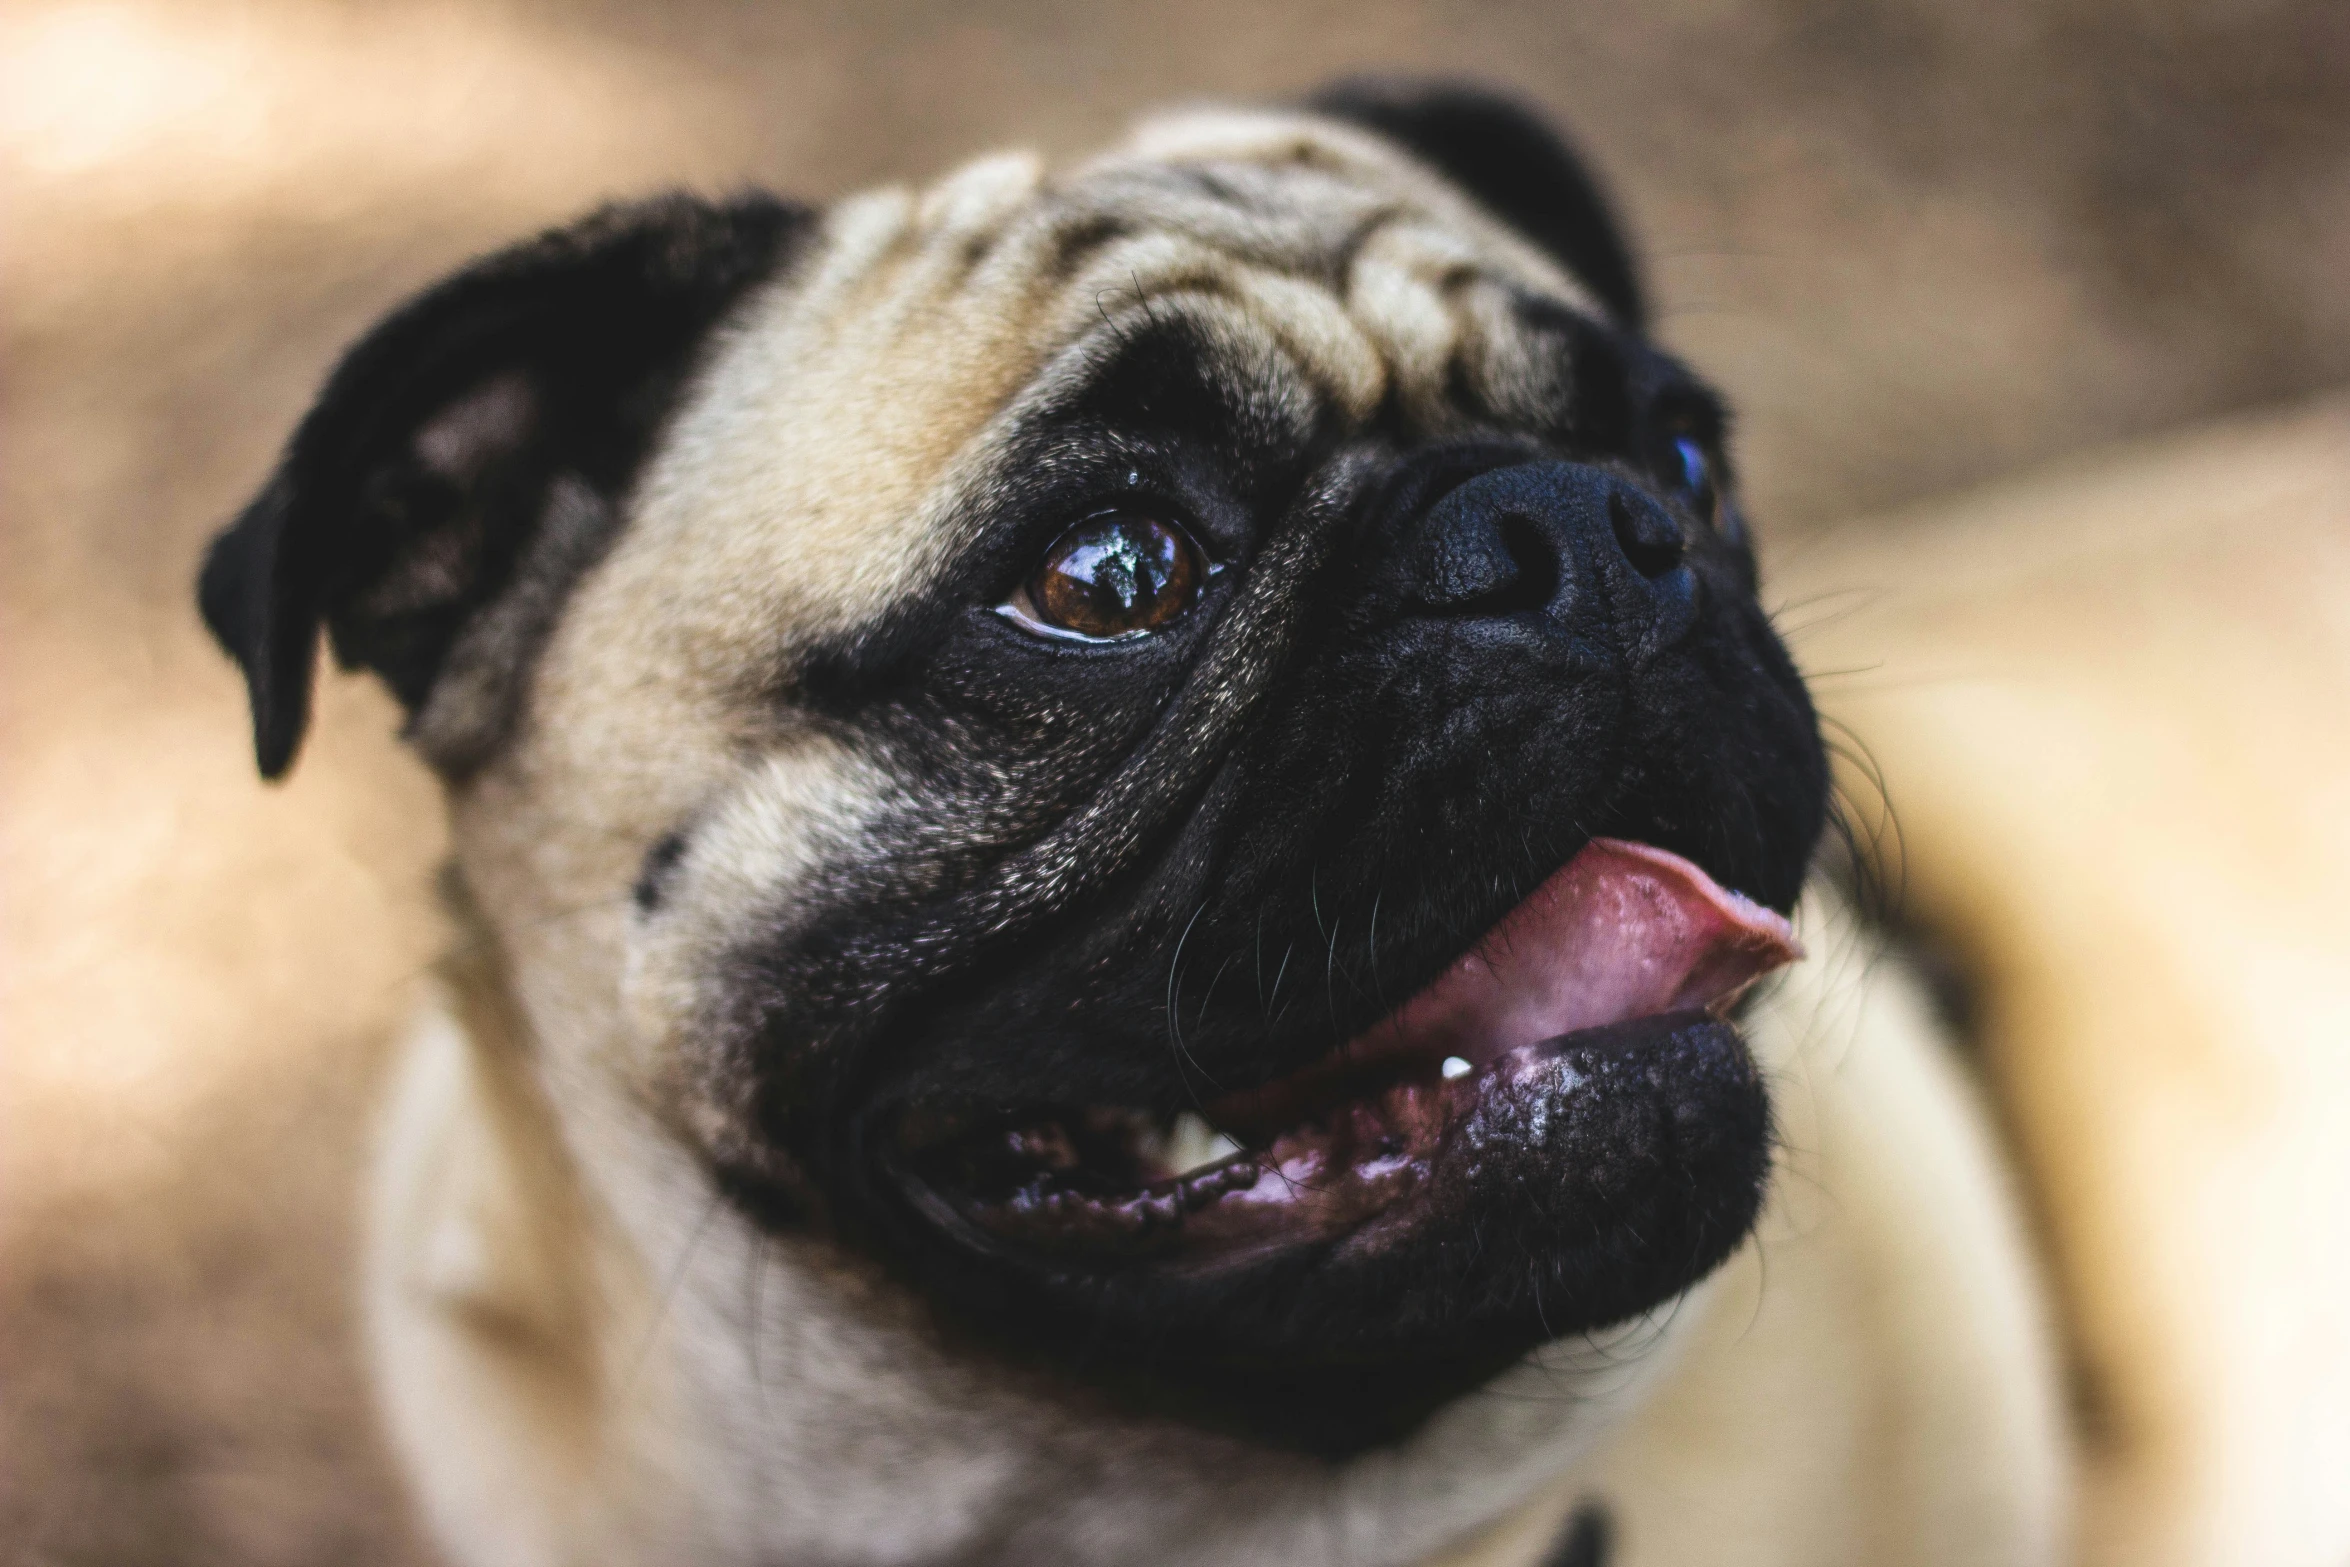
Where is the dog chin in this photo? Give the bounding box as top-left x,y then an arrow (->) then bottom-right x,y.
857,839 -> 1796,1451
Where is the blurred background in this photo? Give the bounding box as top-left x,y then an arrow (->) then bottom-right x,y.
11,0 -> 2350,547
4,3 -> 2347,1564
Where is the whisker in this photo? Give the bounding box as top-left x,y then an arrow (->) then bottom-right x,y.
623,1192 -> 724,1399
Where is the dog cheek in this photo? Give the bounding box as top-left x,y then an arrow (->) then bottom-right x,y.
626,741 -> 902,1140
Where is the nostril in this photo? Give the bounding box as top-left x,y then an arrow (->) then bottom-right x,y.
1415,505 -> 1560,617
1398,461 -> 1693,630
1495,510 -> 1561,610
1608,488 -> 1685,580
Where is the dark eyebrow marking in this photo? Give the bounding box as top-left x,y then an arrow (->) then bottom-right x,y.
1065,308 -> 1323,473
1327,206 -> 1401,298
1182,165 -> 1246,205
1040,211 -> 1132,283
954,226 -> 1000,275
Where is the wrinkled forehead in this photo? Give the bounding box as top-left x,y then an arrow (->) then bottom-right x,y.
586,110 -> 1597,697
1069,107 -> 1596,345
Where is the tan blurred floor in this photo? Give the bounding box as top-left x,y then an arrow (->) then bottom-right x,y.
4,3 -> 2347,1563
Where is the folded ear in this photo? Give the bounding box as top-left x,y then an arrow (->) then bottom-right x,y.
199,192 -> 810,779
1306,77 -> 1646,331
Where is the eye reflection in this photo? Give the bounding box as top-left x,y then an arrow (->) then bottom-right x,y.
1672,435 -> 1719,520
1007,510 -> 1205,641
1669,433 -> 1749,548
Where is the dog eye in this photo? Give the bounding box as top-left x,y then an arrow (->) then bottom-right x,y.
1003,510 -> 1206,642
1670,434 -> 1748,548
1671,435 -> 1720,521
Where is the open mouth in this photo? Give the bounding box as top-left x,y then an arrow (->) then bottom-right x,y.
889,839 -> 1800,1280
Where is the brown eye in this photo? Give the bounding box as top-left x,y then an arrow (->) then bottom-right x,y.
1010,511 -> 1205,641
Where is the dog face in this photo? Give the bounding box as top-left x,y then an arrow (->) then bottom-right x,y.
205,83 -> 1824,1479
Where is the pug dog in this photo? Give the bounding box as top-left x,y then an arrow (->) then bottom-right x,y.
199,82 -> 2066,1567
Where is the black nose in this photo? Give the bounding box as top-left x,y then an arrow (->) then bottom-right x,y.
1401,461 -> 1697,660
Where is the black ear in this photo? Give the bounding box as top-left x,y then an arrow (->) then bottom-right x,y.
1306,77 -> 1646,331
199,192 -> 810,779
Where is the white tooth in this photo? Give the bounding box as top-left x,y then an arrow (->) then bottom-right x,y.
1164,1112 -> 1243,1176
1440,1055 -> 1474,1080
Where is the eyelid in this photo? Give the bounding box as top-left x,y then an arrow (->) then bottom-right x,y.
995,588 -> 1158,643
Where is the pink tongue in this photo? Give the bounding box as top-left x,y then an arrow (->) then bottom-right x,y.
1368,839 -> 1803,1063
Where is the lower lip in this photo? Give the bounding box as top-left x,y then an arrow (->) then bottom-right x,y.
865,1007 -> 1772,1455
900,1008 -> 1721,1272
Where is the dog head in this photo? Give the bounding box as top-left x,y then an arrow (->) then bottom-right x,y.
204,80 -> 1826,1541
